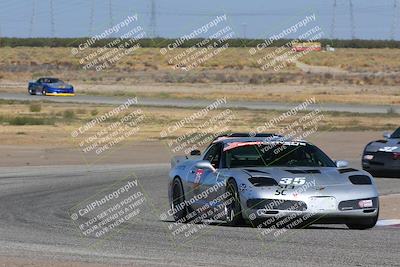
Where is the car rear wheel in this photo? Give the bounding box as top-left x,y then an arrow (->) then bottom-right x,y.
171,178 -> 189,223
225,179 -> 245,226
346,210 -> 379,230
42,87 -> 47,96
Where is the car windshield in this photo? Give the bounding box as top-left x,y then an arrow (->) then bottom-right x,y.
390,127 -> 400,138
42,78 -> 62,83
223,143 -> 336,168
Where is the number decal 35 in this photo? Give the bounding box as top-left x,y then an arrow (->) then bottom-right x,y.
279,177 -> 306,185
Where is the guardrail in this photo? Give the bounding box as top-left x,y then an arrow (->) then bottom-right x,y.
0,83 -> 26,88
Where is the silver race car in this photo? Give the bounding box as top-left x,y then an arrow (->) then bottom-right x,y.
169,133 -> 379,230
362,127 -> 400,177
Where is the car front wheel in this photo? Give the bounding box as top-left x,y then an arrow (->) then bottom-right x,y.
346,209 -> 379,230
171,178 -> 189,222
225,179 -> 245,226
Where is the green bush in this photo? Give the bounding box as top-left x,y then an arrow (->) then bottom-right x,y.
63,110 -> 75,120
90,109 -> 99,116
7,116 -> 53,125
2,37 -> 400,49
29,103 -> 42,112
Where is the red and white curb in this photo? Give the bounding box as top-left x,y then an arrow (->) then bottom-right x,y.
376,219 -> 400,228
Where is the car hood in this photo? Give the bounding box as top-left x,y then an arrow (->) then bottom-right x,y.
236,166 -> 367,186
365,138 -> 400,153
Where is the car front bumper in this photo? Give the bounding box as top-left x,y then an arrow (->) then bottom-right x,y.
46,87 -> 75,96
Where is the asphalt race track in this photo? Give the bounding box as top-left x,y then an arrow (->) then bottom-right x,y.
1,92 -> 400,114
0,164 -> 399,266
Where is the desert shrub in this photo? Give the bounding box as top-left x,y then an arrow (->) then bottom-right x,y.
29,103 -> 42,112
63,110 -> 75,120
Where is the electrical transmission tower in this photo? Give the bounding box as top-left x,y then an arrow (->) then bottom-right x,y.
109,0 -> 113,28
29,0 -> 36,37
149,0 -> 157,38
330,0 -> 337,39
50,0 -> 55,37
108,0 -> 114,37
349,0 -> 355,39
390,0 -> 398,40
89,0 -> 95,35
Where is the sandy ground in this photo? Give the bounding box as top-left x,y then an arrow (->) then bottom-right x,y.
0,131 -> 384,167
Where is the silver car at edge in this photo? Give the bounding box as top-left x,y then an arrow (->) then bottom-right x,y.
168,134 -> 379,230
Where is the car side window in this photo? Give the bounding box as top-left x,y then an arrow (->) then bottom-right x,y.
37,78 -> 43,83
203,143 -> 221,168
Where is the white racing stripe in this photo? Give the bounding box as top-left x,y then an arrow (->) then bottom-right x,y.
376,219 -> 400,228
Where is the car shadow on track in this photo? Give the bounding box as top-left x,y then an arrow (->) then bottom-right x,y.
161,219 -> 349,230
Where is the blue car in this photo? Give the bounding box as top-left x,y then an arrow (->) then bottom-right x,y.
28,77 -> 75,96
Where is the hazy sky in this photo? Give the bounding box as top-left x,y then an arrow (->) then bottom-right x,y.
0,0 -> 398,40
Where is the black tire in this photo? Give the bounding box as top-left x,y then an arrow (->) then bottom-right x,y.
346,210 -> 379,230
28,88 -> 36,95
42,87 -> 47,96
225,179 -> 245,226
171,178 -> 189,223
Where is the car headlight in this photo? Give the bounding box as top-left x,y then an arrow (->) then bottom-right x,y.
363,154 -> 374,160
358,199 -> 373,208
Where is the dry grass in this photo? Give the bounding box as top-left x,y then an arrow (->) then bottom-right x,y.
1,47 -> 399,85
300,48 -> 400,72
1,47 -> 400,106
0,100 -> 399,146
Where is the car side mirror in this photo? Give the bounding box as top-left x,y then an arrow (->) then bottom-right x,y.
383,132 -> 391,139
190,149 -> 201,156
195,160 -> 216,173
335,160 -> 349,168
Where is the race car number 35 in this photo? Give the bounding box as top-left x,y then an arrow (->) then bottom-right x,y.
279,177 -> 306,185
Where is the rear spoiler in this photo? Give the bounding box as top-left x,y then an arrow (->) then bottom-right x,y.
171,155 -> 201,168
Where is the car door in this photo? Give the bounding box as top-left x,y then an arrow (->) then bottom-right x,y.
185,143 -> 222,212
36,78 -> 45,92
32,78 -> 41,91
